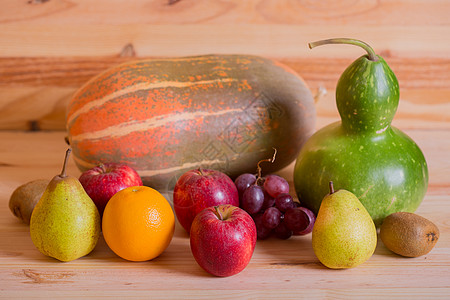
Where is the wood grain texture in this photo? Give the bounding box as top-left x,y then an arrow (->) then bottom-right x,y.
2,0 -> 449,25
0,0 -> 449,130
3,56 -> 449,89
1,24 -> 449,58
0,130 -> 448,299
1,56 -> 449,130
0,0 -> 449,58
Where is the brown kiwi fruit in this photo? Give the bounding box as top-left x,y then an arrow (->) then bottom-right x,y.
9,179 -> 49,225
380,212 -> 439,257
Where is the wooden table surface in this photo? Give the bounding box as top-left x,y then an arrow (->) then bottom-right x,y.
0,127 -> 448,299
1,0 -> 450,298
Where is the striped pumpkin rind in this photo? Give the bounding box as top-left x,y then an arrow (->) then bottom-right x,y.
66,54 -> 316,192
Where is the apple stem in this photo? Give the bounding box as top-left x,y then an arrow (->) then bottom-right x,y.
60,148 -> 71,178
197,167 -> 204,176
308,38 -> 378,62
256,148 -> 277,184
214,206 -> 223,221
329,181 -> 335,194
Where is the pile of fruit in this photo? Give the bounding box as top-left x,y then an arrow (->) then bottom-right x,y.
8,38 -> 439,277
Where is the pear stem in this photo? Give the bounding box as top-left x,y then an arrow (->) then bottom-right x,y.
329,181 -> 335,194
60,148 -> 71,178
214,206 -> 223,221
308,38 -> 378,62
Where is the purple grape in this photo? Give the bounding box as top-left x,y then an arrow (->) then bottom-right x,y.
275,193 -> 295,212
253,213 -> 272,240
263,174 -> 290,198
284,207 -> 315,233
274,220 -> 292,240
241,185 -> 264,215
261,190 -> 275,210
234,173 -> 256,197
292,207 -> 316,235
262,207 -> 282,229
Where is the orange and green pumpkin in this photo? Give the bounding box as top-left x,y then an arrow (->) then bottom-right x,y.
66,54 -> 316,192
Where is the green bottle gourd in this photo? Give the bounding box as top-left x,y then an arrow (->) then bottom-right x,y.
293,38 -> 428,227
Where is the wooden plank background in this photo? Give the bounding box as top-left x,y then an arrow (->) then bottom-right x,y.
1,1 -> 450,298
0,0 -> 449,131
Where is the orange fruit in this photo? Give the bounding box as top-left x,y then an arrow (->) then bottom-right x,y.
102,186 -> 175,261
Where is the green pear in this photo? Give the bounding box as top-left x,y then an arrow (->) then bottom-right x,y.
30,149 -> 100,262
312,182 -> 377,269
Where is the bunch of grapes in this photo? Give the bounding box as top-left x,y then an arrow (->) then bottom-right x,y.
234,150 -> 316,240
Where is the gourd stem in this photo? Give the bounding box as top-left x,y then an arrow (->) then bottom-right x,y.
308,38 -> 378,62
60,148 -> 71,178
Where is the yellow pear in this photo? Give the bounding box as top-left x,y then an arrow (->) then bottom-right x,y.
312,182 -> 377,269
30,149 -> 100,262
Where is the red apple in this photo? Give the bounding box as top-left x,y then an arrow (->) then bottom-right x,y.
190,204 -> 257,277
173,168 -> 239,233
79,163 -> 143,215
